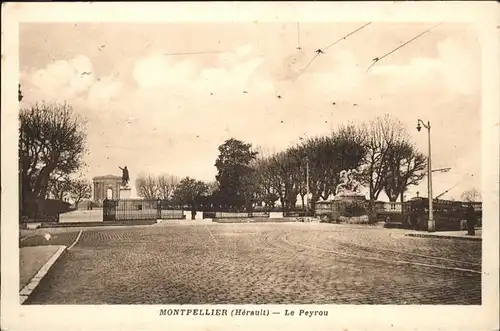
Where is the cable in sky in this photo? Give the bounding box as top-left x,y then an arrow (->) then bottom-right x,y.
276,22 -> 372,99
275,52 -> 321,99
322,22 -> 372,52
366,22 -> 443,72
293,22 -> 372,81
163,51 -> 225,56
296,22 -> 302,50
435,173 -> 474,199
295,52 -> 320,80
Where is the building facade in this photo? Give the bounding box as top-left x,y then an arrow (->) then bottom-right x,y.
92,175 -> 122,203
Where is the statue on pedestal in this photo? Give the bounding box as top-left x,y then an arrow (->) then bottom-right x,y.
335,169 -> 362,196
118,166 -> 130,187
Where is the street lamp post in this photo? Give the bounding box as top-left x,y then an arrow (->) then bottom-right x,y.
417,119 -> 435,232
306,157 -> 310,215
299,135 -> 311,215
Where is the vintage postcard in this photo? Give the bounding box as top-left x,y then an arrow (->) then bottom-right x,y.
1,2 -> 499,331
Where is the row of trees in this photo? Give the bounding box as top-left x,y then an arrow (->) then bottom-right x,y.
211,115 -> 427,213
135,174 -> 219,208
47,175 -> 92,207
134,115 -> 427,212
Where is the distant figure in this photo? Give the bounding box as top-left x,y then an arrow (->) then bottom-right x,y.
118,166 -> 129,187
465,203 -> 477,236
191,203 -> 197,220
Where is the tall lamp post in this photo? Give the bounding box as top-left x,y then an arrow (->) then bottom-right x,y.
299,135 -> 310,215
305,157 -> 310,215
416,119 -> 435,232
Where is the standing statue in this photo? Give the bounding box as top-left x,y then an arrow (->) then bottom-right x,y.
118,166 -> 129,187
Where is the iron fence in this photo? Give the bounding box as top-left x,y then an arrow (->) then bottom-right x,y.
103,199 -> 185,221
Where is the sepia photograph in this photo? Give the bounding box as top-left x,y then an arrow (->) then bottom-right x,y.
2,2 -> 499,331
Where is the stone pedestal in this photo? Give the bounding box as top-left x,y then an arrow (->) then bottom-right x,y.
333,194 -> 366,202
120,186 -> 132,199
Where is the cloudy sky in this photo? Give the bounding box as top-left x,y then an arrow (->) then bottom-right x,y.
19,22 -> 481,200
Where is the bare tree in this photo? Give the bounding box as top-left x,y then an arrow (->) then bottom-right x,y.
461,188 -> 481,202
48,171 -> 72,201
361,115 -> 409,205
157,174 -> 180,200
135,173 -> 159,200
19,102 -> 87,217
383,141 -> 427,202
68,179 -> 92,207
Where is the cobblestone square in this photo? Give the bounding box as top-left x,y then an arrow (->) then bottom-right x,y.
23,223 -> 482,305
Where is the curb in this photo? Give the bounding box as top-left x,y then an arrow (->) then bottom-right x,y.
405,233 -> 482,242
20,245 -> 67,304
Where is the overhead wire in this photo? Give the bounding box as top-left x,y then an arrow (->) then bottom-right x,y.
366,22 -> 443,72
435,173 -> 474,199
275,22 -> 372,99
322,22 -> 372,52
163,51 -> 225,56
296,22 -> 302,50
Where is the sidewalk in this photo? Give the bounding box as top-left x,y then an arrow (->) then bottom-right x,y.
20,245 -> 67,304
406,230 -> 482,242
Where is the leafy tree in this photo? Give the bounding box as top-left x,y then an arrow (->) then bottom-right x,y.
19,102 -> 87,217
135,173 -> 158,200
299,126 -> 367,212
253,155 -> 281,208
214,138 -> 258,208
206,180 -> 220,196
171,177 -> 208,207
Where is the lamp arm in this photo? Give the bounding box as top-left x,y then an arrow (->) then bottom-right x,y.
417,119 -> 430,130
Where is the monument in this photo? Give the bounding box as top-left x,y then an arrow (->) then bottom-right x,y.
92,174 -> 122,204
118,166 -> 132,199
328,168 -> 368,223
92,166 -> 132,203
334,169 -> 365,201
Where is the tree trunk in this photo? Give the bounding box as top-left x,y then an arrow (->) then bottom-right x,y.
35,164 -> 56,200
310,200 -> 317,214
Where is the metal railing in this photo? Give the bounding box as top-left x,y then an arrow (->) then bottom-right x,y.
103,199 -> 185,221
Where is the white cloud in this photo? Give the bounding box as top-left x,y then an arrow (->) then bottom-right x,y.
369,37 -> 480,95
23,55 -> 123,110
19,35 -> 481,192
132,53 -> 199,90
87,75 -> 123,109
28,56 -> 94,102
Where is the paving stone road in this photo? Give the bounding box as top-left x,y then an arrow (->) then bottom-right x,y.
22,223 -> 482,304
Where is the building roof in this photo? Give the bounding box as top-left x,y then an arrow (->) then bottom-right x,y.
93,174 -> 122,180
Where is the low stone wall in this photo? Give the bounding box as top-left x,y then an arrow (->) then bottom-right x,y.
339,215 -> 370,224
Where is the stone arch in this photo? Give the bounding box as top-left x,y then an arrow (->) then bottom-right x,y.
92,175 -> 122,204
